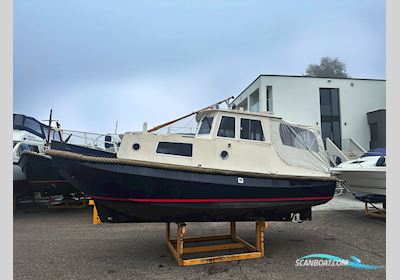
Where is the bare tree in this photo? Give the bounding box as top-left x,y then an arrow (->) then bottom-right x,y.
305,57 -> 349,78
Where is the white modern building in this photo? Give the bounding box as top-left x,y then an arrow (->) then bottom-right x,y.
232,75 -> 386,163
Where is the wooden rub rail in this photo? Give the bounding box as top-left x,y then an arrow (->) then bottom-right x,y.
165,221 -> 268,266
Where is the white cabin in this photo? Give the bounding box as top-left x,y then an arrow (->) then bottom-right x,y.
117,109 -> 330,178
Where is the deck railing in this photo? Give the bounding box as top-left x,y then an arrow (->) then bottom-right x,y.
54,128 -> 121,153
325,138 -> 348,167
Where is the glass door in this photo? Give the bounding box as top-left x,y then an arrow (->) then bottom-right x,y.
319,88 -> 341,149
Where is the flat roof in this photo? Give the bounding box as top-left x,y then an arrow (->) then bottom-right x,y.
233,74 -> 386,104
259,74 -> 385,82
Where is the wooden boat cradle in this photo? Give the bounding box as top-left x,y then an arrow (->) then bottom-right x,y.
89,201 -> 268,266
165,221 -> 267,266
364,202 -> 386,218
48,194 -> 87,209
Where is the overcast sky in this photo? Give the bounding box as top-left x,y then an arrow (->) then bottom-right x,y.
13,0 -> 386,133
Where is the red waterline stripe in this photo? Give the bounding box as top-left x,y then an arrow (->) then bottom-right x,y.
89,195 -> 333,203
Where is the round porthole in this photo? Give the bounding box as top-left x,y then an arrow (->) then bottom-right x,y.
132,143 -> 140,151
220,150 -> 229,160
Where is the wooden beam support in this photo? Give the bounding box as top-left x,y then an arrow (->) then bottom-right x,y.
169,234 -> 232,243
230,222 -> 236,237
231,235 -> 257,252
182,252 -> 262,266
364,202 -> 386,218
165,221 -> 268,266
183,242 -> 246,254
256,220 -> 266,256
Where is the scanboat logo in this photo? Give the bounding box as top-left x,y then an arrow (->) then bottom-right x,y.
295,254 -> 384,269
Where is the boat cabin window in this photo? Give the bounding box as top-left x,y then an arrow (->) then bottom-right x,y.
217,116 -> 235,138
156,142 -> 193,157
240,118 -> 265,141
279,124 -> 319,152
198,116 -> 214,135
16,143 -> 39,156
17,143 -> 29,156
28,145 -> 40,153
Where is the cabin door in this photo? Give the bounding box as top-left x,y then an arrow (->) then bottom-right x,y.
319,88 -> 341,149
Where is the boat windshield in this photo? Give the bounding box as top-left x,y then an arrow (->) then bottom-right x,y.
13,114 -> 61,141
198,116 -> 214,135
362,148 -> 386,157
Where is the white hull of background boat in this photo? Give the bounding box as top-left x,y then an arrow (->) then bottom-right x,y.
331,154 -> 386,196
331,168 -> 385,195
13,163 -> 26,182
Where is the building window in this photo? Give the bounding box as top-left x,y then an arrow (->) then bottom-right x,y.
249,89 -> 259,112
370,122 -> 379,141
279,123 -> 319,152
198,116 -> 214,135
217,116 -> 235,138
237,99 -> 248,111
156,142 -> 193,157
240,119 -> 265,141
266,86 -> 273,112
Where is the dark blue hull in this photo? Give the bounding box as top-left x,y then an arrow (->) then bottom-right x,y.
354,193 -> 386,204
18,141 -> 116,196
50,155 -> 336,223
18,152 -> 79,196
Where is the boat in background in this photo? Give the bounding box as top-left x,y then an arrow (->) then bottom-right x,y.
331,148 -> 386,197
13,113 -> 57,196
50,140 -> 117,158
48,105 -> 337,223
15,112 -> 121,198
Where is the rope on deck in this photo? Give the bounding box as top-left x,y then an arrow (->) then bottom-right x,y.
20,150 -> 50,159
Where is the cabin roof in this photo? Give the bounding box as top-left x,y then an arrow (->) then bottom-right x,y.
195,109 -> 282,122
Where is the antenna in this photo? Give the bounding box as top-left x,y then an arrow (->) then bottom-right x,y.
114,120 -> 118,134
45,109 -> 52,146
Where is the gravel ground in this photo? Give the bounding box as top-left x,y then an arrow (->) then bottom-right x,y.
13,193 -> 385,280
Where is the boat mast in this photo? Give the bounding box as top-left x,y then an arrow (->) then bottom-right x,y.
147,96 -> 234,133
45,109 -> 53,146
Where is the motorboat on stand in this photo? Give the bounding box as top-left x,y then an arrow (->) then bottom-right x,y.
15,112 -> 121,199
47,107 -> 337,223
331,148 -> 386,205
13,113 -> 60,196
